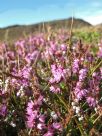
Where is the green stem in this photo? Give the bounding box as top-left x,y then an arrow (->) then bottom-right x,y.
90,60 -> 102,75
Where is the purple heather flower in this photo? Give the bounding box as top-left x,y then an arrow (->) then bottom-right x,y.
86,97 -> 96,107
79,68 -> 87,81
50,86 -> 61,93
50,42 -> 57,52
26,108 -> 33,115
0,104 -> 7,117
43,131 -> 54,136
27,100 -> 34,109
50,64 -> 66,83
60,44 -> 67,51
92,72 -> 98,78
76,81 -> 83,89
98,45 -> 102,57
39,115 -> 45,123
21,66 -> 32,79
50,86 -> 56,92
26,100 -> 38,128
26,110 -> 38,128
44,50 -> 50,59
86,54 -> 93,62
51,64 -> 56,72
55,87 -> 61,93
15,40 -> 25,55
26,120 -> 34,128
37,95 -> 44,106
72,59 -> 79,74
15,40 -> 25,48
49,78 -> 56,84
52,122 -> 62,131
25,51 -> 39,64
52,74 -> 62,83
26,95 -> 44,128
74,88 -> 88,100
6,51 -> 15,60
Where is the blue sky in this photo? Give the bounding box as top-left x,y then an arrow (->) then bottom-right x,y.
0,0 -> 102,27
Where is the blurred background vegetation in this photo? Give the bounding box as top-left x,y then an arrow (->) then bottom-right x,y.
0,17 -> 102,44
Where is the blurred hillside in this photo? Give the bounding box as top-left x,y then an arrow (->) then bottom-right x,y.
0,18 -> 92,42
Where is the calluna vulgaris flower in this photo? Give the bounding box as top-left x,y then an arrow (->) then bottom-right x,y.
50,64 -> 67,83
79,68 -> 87,81
26,95 -> 44,128
86,97 -> 97,107
72,59 -> 79,74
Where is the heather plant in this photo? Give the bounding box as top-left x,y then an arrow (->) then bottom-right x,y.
0,30 -> 102,136
74,31 -> 100,44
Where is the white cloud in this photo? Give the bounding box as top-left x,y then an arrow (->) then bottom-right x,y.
84,14 -> 102,25
75,7 -> 102,25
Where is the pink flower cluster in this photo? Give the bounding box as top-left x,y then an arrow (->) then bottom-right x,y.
26,95 -> 44,128
50,64 -> 67,83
